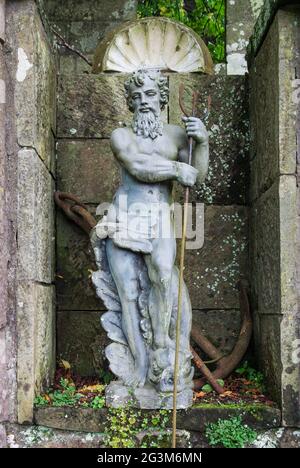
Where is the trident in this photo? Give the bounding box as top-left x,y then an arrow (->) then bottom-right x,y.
172,85 -> 211,448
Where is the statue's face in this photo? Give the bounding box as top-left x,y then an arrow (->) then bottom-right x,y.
129,75 -> 161,116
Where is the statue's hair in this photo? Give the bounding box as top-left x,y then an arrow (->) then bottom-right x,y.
124,69 -> 169,112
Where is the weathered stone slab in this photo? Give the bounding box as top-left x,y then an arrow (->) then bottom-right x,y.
170,74 -> 249,205
176,403 -> 281,432
17,149 -> 55,284
57,74 -> 167,139
278,9 -> 299,176
280,310 -> 300,427
0,330 -> 8,422
192,309 -> 241,355
6,423 -> 105,448
34,407 -> 108,433
249,9 -> 299,202
182,205 -> 248,310
250,181 -> 281,315
43,0 -> 137,22
43,0 -> 137,56
250,176 -> 297,315
247,0 -> 300,62
57,74 -> 129,138
59,51 -> 92,74
57,139 -> 120,204
57,310 -> 108,376
7,0 -> 56,171
34,403 -> 281,434
56,206 -> 103,311
17,282 -> 55,424
226,0 -> 264,75
0,424 -> 6,449
255,310 -> 300,428
0,0 -> 5,43
254,314 -> 282,405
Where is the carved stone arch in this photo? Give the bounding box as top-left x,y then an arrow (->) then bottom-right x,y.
92,17 -> 214,74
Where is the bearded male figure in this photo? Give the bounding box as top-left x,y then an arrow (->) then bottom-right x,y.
91,69 -> 209,406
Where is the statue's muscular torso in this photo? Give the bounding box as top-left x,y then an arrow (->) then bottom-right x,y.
110,124 -> 190,210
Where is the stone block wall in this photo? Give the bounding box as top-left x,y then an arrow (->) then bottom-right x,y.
39,0 -> 138,73
226,0 -> 264,75
0,0 -> 9,448
3,0 -> 57,424
248,5 -> 300,426
55,72 -> 250,376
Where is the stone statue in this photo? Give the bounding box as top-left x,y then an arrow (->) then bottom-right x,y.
90,69 -> 209,408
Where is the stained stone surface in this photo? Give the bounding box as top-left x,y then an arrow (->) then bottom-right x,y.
56,207 -> 103,311
105,381 -> 193,410
57,204 -> 248,312
170,74 -> 249,205
57,74 -> 167,139
249,10 -> 299,203
42,0 -> 138,55
182,205 -> 248,310
57,139 -> 120,204
8,0 -> 56,172
17,149 -> 55,284
5,423 -> 105,449
192,309 -> 241,354
250,181 -> 281,316
226,0 -> 264,75
247,0 -> 300,62
17,282 -> 55,424
249,7 -> 300,427
33,404 -> 281,434
55,309 -> 241,377
57,310 -> 109,376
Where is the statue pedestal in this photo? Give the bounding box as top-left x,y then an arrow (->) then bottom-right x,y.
105,381 -> 193,409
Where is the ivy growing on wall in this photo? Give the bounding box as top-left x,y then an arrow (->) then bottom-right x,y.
137,0 -> 225,63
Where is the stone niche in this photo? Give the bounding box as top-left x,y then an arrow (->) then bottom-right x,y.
56,71 -> 250,375
2,0 -> 300,443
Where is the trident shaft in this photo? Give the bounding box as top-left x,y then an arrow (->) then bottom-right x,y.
172,85 -> 211,449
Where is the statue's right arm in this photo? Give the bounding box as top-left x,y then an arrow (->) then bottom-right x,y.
110,128 -> 197,186
110,128 -> 178,183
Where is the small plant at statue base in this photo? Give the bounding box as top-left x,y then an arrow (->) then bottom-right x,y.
33,395 -> 49,407
235,361 -> 266,393
205,415 -> 257,448
34,378 -> 83,408
50,378 -> 83,407
90,395 -> 105,409
104,405 -> 171,449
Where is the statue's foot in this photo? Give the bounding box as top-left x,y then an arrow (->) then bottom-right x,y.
123,364 -> 147,388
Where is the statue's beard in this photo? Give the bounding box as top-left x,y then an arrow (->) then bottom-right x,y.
132,109 -> 163,139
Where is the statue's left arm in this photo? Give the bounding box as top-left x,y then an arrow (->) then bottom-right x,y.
178,117 -> 209,185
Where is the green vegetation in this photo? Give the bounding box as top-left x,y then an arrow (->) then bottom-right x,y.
235,361 -> 266,393
33,378 -> 105,409
202,379 -> 224,393
98,368 -> 114,385
205,415 -> 257,448
104,406 -> 171,448
137,0 -> 225,62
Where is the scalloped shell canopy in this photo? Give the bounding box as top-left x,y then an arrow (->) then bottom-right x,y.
93,17 -> 214,74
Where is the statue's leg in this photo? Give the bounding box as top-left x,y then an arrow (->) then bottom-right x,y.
144,237 -> 176,350
106,239 -> 148,387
